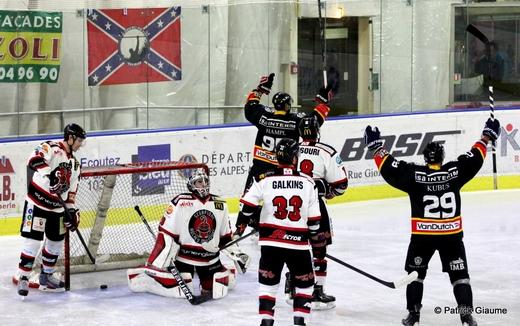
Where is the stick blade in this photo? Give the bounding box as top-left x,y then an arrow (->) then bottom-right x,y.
393,271 -> 419,288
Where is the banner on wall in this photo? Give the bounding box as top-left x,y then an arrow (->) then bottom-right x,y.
1,110 -> 519,218
87,7 -> 182,86
0,10 -> 62,83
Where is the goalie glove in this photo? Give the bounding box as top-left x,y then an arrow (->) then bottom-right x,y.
223,245 -> 251,274
64,208 -> 80,232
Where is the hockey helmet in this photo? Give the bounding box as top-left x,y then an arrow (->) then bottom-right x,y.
272,92 -> 293,112
64,123 -> 86,141
422,141 -> 445,165
187,169 -> 210,198
275,138 -> 299,165
298,117 -> 320,140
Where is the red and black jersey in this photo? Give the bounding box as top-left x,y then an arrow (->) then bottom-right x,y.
373,140 -> 487,240
245,91 -> 330,170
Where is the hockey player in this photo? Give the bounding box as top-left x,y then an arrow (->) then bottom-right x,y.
285,117 -> 349,310
127,169 -> 250,300
241,73 -> 332,195
363,118 -> 500,326
237,138 -> 321,326
16,123 -> 85,296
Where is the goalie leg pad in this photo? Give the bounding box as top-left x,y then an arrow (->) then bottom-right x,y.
224,264 -> 237,290
212,270 -> 232,299
127,266 -> 193,298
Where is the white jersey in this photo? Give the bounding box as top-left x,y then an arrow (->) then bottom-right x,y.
160,193 -> 232,266
26,141 -> 80,212
240,167 -> 321,250
298,141 -> 348,196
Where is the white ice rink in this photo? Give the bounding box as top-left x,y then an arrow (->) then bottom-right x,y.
1,189 -> 519,326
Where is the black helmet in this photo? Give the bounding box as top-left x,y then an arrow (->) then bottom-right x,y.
272,92 -> 293,111
298,117 -> 320,140
275,138 -> 299,165
422,141 -> 444,164
64,123 -> 86,140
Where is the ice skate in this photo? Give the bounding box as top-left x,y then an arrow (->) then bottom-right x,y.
311,285 -> 336,310
401,304 -> 421,326
17,275 -> 29,298
461,314 -> 477,326
39,272 -> 65,292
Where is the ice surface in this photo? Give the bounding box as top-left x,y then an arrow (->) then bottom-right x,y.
1,190 -> 518,325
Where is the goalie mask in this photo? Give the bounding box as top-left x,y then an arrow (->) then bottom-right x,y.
422,141 -> 445,165
272,92 -> 293,112
187,170 -> 210,198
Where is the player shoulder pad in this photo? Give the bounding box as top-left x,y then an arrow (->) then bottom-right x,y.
254,170 -> 275,182
316,142 -> 337,157
172,193 -> 195,205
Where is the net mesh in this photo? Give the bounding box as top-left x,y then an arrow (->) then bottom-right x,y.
69,161 -> 207,272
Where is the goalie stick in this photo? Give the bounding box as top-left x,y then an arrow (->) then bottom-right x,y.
133,205 -> 212,305
326,254 -> 418,289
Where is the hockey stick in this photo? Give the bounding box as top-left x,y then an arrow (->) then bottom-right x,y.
133,205 -> 211,305
221,229 -> 257,251
57,197 -> 96,264
326,254 -> 418,289
466,24 -> 489,45
488,86 -> 498,189
465,24 -> 499,189
317,0 -> 327,87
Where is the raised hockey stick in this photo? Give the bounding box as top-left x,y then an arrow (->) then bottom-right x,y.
466,24 -> 489,45
317,0 -> 327,87
133,205 -> 212,305
488,86 -> 498,189
326,254 -> 418,289
58,197 -> 96,264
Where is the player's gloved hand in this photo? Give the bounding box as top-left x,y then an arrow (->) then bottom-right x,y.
257,73 -> 275,95
201,241 -> 220,253
364,125 -> 383,151
49,167 -> 71,194
64,208 -> 80,232
482,118 -> 500,141
315,85 -> 333,104
315,178 -> 331,198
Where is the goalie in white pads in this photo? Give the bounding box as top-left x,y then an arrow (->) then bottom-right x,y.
285,117 -> 349,310
127,169 -> 250,300
15,123 -> 85,297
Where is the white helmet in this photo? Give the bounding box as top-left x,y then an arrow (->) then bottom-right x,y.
187,169 -> 210,198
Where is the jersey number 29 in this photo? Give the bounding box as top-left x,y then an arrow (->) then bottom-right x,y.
423,192 -> 456,218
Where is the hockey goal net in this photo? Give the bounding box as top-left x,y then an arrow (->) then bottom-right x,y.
68,161 -> 209,273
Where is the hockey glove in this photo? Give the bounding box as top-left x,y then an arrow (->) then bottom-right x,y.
315,85 -> 333,104
49,166 -> 71,194
257,73 -> 275,95
64,208 -> 80,232
482,118 -> 500,141
223,247 -> 251,274
364,125 -> 383,151
315,179 -> 331,198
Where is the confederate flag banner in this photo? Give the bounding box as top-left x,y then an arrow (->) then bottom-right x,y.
87,7 -> 181,86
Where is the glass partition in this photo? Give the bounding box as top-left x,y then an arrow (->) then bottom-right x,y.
1,0 -> 520,138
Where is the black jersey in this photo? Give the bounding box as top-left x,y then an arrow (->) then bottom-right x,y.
245,91 -> 330,171
373,140 -> 487,240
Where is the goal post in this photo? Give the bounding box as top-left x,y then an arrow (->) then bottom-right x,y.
68,161 -> 209,275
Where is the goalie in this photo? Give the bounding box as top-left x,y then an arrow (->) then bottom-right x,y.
127,169 -> 250,301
